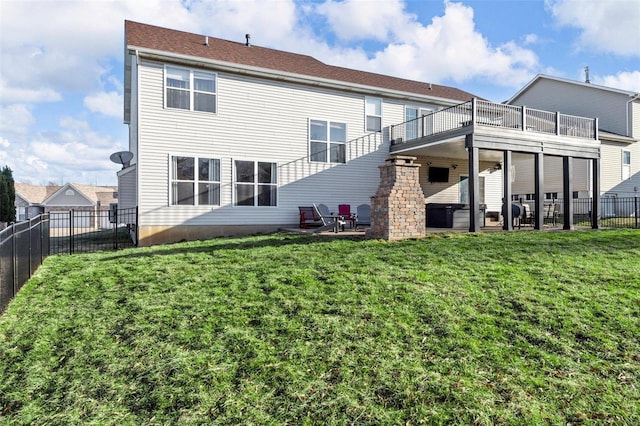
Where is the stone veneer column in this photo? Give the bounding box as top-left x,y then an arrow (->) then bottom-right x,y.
367,155 -> 426,240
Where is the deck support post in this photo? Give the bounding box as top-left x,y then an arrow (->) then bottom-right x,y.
592,157 -> 600,229
562,156 -> 574,230
467,136 -> 480,232
534,152 -> 544,230
502,150 -> 513,230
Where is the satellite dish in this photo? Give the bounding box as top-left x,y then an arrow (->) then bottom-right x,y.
110,151 -> 134,169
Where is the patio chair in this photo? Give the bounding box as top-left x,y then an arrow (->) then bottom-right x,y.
298,206 -> 322,228
338,204 -> 357,229
520,203 -> 534,227
355,204 -> 371,230
314,203 -> 346,232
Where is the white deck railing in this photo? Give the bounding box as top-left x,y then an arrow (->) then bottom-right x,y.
390,99 -> 598,144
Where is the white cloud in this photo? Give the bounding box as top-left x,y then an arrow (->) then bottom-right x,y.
594,70 -> 640,92
548,0 -> 640,56
0,138 -> 9,149
0,104 -> 35,135
316,0 -> 418,42
84,91 -> 123,118
331,1 -> 539,87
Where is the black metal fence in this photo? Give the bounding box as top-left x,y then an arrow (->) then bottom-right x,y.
515,196 -> 640,229
49,207 -> 138,255
0,214 -> 50,313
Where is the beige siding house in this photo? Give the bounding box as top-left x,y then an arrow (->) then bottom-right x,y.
15,183 -> 117,222
507,75 -> 640,200
122,22 -> 602,245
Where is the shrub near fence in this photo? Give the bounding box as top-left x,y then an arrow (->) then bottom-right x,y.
0,214 -> 49,314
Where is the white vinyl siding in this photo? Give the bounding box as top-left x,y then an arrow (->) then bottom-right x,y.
135,58 -> 468,229
117,165 -> 137,209
510,78 -> 628,136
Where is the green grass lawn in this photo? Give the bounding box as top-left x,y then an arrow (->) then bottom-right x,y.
1,230 -> 639,424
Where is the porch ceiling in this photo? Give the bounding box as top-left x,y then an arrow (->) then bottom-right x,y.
390,136 -> 504,162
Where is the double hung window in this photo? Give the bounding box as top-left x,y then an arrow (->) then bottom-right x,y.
365,97 -> 382,132
310,119 -> 346,163
171,156 -> 220,205
234,160 -> 278,206
166,66 -> 217,113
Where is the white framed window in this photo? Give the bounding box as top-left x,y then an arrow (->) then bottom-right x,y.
165,66 -> 217,113
545,192 -> 558,200
365,97 -> 382,132
459,175 -> 485,204
309,119 -> 346,163
234,160 -> 277,206
622,150 -> 631,180
171,156 -> 220,205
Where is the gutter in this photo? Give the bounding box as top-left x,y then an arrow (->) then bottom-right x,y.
128,45 -> 469,106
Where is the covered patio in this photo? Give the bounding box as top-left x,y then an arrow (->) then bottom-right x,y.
389,99 -> 601,231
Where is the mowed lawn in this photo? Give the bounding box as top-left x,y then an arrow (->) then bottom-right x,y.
1,230 -> 639,425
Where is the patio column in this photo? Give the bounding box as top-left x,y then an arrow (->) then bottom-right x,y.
592,157 -> 600,229
502,150 -> 512,231
562,156 -> 574,230
534,152 -> 544,230
467,137 -> 480,232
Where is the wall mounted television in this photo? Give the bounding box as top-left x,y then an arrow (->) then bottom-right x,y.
428,166 -> 449,183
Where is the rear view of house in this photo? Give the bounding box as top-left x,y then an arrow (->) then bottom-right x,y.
121,21 -> 604,246
121,21 -> 482,245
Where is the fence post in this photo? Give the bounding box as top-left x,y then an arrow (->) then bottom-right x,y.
636,196 -> 639,229
114,208 -> 118,250
11,223 -> 16,299
69,210 -> 73,255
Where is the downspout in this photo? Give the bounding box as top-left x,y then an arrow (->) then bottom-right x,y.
627,93 -> 640,137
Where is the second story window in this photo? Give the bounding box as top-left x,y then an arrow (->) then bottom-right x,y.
309,119 -> 346,164
365,97 -> 382,132
165,66 -> 217,113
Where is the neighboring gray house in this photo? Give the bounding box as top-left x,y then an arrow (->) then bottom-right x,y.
121,21 -> 601,245
506,75 -> 640,202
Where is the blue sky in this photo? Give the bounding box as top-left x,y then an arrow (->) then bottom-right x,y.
1,0 -> 639,186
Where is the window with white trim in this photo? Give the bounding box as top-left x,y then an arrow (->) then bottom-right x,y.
622,150 -> 631,180
234,160 -> 277,206
365,97 -> 382,132
165,66 -> 217,113
171,156 -> 220,205
309,119 -> 346,163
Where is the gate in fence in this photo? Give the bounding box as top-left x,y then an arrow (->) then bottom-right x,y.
0,214 -> 50,313
49,207 -> 138,255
